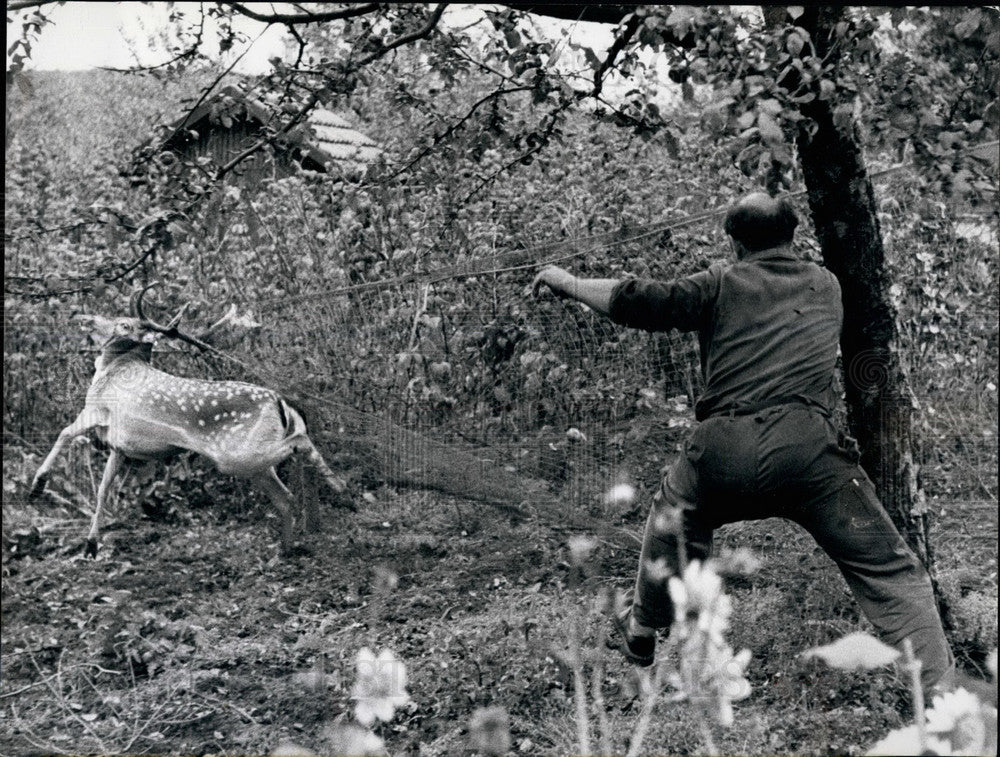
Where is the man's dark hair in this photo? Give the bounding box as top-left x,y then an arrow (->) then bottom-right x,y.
723,193 -> 798,252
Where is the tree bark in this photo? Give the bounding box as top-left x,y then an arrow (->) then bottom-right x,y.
794,7 -> 935,572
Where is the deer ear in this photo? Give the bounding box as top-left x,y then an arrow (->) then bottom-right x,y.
75,314 -> 118,340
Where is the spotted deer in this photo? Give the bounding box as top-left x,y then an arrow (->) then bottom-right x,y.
29,285 -> 348,556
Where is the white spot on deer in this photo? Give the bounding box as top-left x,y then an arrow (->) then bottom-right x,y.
198,419 -> 205,427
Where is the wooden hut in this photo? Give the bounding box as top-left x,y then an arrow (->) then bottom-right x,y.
156,85 -> 382,185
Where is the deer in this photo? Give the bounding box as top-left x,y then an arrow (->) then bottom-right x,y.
29,284 -> 348,557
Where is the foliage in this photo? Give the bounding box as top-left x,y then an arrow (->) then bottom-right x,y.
805,631 -> 999,756
3,4 -> 998,755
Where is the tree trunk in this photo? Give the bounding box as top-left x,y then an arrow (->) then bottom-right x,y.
795,7 -> 936,574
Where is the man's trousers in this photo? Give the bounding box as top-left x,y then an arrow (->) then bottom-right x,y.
631,402 -> 954,689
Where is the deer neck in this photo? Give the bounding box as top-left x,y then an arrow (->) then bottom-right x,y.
95,340 -> 154,374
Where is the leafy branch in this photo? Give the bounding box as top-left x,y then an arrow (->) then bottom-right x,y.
215,1 -> 381,25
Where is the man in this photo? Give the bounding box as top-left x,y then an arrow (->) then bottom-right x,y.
531,192 -> 954,691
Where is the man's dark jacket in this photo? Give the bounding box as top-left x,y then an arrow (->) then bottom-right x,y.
607,248 -> 842,421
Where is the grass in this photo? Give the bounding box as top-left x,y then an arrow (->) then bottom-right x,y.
6,466 -> 979,756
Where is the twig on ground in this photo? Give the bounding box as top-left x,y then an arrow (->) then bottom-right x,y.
29,651 -> 110,754
192,690 -> 262,726
624,657 -> 668,757
1,662 -> 122,699
592,658 -> 612,757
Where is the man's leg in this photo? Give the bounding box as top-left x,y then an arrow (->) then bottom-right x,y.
630,454 -> 714,631
793,470 -> 954,689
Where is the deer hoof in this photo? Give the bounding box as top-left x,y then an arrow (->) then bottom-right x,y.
283,541 -> 313,558
28,476 -> 47,500
84,538 -> 100,558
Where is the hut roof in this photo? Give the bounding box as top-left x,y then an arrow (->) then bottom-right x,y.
161,85 -> 382,176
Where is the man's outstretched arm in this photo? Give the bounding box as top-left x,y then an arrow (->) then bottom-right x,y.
532,263 -> 720,332
531,265 -> 620,317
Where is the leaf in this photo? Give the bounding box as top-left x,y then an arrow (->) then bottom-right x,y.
270,743 -> 317,757
758,98 -> 782,116
757,111 -> 784,146
14,71 -> 34,98
665,6 -> 696,37
801,632 -> 900,670
954,8 -> 982,39
865,725 -> 924,756
786,32 -> 805,56
787,6 -> 805,20
818,79 -> 836,101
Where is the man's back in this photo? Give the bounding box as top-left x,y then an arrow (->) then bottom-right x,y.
701,250 -> 842,418
608,248 -> 842,420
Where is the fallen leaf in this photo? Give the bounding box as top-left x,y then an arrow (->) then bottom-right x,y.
801,631 -> 900,670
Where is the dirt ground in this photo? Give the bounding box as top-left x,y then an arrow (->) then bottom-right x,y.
0,478 -> 961,755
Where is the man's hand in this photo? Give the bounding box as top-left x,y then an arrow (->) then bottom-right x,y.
532,265 -> 576,299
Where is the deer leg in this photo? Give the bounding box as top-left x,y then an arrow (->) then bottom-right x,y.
254,468 -> 296,556
30,408 -> 101,499
87,448 -> 124,557
296,438 -> 352,510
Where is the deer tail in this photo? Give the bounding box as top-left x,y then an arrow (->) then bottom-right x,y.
279,398 -> 347,496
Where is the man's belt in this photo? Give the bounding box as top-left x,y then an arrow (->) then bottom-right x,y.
709,395 -> 832,419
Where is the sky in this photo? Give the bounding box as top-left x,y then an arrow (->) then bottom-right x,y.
7,1 -> 288,73
7,2 -> 615,73
6,2 -> 675,106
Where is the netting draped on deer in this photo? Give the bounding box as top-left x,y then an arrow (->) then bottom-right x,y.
243,240 -> 705,514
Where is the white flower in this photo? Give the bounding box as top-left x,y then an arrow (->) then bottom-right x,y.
925,687 -> 993,755
925,688 -> 982,734
567,535 -> 597,566
646,557 -> 673,585
697,594 -> 732,641
603,483 -> 636,506
714,548 -> 762,576
351,648 -> 411,726
669,560 -> 724,624
712,646 -> 752,701
321,724 -> 385,757
866,726 -> 954,756
652,506 -> 683,534
468,706 -> 511,755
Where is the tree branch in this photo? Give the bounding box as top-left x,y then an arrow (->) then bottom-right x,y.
593,11 -> 642,98
358,2 -> 449,65
100,2 -> 207,73
5,0 -> 60,11
388,85 -> 533,180
215,89 -> 322,179
502,3 -> 636,25
215,1 -> 381,25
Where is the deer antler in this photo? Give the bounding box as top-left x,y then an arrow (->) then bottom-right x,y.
131,282 -> 191,340
196,303 -> 238,344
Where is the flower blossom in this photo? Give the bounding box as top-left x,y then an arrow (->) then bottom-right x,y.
567,535 -> 597,566
669,560 -> 730,640
468,706 -> 512,755
645,557 -> 673,584
603,483 -> 636,506
351,648 -> 411,726
925,687 -> 993,755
